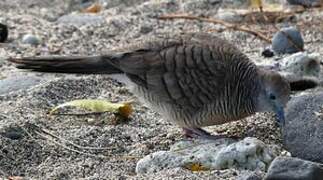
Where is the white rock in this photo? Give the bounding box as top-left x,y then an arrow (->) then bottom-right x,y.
22,34 -> 41,45
136,137 -> 278,174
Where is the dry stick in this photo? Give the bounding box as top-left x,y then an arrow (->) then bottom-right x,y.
39,127 -> 114,151
34,131 -> 109,159
158,14 -> 272,43
31,124 -> 139,161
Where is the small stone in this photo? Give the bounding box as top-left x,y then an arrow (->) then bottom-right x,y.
136,137 -> 277,174
0,23 -> 8,42
1,126 -> 25,140
262,48 -> 275,58
22,34 -> 41,45
272,27 -> 304,54
140,24 -> 153,34
265,156 -> 323,180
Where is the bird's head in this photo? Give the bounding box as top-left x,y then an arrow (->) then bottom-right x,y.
256,70 -> 291,126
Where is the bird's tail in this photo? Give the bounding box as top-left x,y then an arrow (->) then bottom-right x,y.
7,55 -> 122,74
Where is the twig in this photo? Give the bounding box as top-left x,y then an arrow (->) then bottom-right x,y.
34,131 -> 109,159
29,123 -> 139,161
158,14 -> 272,43
38,127 -> 114,151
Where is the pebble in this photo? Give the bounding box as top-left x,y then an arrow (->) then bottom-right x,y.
22,34 -> 41,45
261,48 -> 275,58
272,27 -> 304,54
0,126 -> 25,140
265,156 -> 323,180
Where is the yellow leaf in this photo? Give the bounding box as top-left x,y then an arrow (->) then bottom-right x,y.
49,99 -> 133,118
250,0 -> 263,11
184,163 -> 209,171
250,0 -> 262,7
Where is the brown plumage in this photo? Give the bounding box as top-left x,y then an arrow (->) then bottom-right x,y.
8,33 -> 291,139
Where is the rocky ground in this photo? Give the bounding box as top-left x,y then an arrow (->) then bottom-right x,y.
0,0 -> 323,179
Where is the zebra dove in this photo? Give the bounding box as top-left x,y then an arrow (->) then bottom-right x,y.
8,33 -> 291,139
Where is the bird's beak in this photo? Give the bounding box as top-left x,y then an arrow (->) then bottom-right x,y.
275,105 -> 285,126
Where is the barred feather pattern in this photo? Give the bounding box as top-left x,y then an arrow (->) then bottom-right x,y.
9,33 -> 265,128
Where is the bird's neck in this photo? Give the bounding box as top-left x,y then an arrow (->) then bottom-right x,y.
254,70 -> 271,112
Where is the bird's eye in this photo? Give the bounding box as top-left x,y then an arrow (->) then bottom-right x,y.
269,93 -> 276,100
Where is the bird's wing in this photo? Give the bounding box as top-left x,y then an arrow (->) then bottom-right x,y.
113,33 -> 251,111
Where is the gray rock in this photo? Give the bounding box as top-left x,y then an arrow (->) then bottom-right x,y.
57,14 -> 106,26
280,52 -> 320,78
22,34 -> 41,45
136,137 -> 278,174
0,75 -> 42,95
283,91 -> 323,163
286,0 -> 321,7
272,27 -> 304,54
265,156 -> 323,180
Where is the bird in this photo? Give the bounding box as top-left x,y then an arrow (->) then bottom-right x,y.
8,32 -> 291,139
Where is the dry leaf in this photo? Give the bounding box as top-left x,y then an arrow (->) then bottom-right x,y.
82,3 -> 102,13
250,0 -> 263,11
184,163 -> 209,171
49,99 -> 133,118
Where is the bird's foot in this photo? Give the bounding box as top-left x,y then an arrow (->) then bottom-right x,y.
182,127 -> 230,140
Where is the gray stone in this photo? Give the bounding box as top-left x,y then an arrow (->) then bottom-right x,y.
265,156 -> 323,180
136,137 -> 278,174
286,0 -> 321,7
272,27 -> 304,54
0,75 -> 42,95
22,34 -> 41,45
279,52 -> 320,78
57,14 -> 106,26
283,91 -> 323,163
